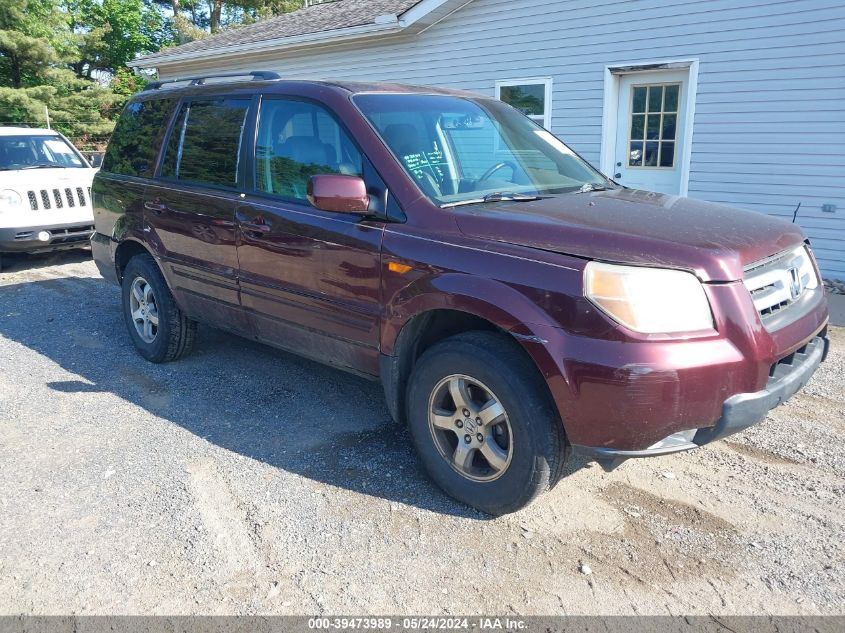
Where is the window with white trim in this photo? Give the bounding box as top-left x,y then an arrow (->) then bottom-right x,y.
495,78 -> 553,129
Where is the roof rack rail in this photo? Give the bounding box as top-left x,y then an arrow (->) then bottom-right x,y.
144,70 -> 282,91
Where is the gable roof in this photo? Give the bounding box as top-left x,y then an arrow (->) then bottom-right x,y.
131,0 -> 463,69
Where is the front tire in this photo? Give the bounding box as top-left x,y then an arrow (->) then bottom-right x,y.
121,254 -> 196,363
407,331 -> 567,515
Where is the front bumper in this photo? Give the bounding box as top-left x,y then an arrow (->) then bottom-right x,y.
573,334 -> 828,469
0,222 -> 94,253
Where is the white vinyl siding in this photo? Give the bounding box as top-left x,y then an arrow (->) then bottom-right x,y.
157,0 -> 845,277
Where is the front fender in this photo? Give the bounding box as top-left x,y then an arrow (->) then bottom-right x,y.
381,272 -> 563,355
379,271 -> 579,435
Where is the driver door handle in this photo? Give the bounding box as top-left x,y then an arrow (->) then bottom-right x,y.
241,221 -> 271,235
144,201 -> 167,214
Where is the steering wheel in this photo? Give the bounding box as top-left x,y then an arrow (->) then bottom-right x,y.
414,170 -> 443,198
478,161 -> 517,184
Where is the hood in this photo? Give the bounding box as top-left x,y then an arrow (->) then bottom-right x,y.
453,188 -> 806,282
0,167 -> 97,193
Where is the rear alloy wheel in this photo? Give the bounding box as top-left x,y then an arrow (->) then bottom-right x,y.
128,276 -> 159,344
407,331 -> 567,515
121,254 -> 196,363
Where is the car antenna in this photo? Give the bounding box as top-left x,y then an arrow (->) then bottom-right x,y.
791,202 -> 801,223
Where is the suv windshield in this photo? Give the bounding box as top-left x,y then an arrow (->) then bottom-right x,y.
0,134 -> 87,170
354,94 -> 608,206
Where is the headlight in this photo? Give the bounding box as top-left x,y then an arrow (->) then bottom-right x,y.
585,261 -> 714,334
0,189 -> 23,212
791,245 -> 819,291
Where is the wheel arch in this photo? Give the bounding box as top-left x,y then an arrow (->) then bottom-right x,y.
379,279 -> 566,431
114,239 -> 155,283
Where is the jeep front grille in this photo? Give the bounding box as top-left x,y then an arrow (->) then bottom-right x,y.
26,185 -> 89,211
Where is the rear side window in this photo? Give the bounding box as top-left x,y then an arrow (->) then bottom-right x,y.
102,98 -> 176,177
161,98 -> 251,188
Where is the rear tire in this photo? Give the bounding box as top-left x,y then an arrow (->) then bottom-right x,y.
407,331 -> 567,515
121,254 -> 196,363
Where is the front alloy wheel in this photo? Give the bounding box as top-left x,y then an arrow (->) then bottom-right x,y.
428,375 -> 513,481
407,331 -> 567,515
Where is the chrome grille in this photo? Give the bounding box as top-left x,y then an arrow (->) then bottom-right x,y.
25,185 -> 91,211
743,246 -> 817,323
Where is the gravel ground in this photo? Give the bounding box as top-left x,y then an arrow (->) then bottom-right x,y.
0,250 -> 843,616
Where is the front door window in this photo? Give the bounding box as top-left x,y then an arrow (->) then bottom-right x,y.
255,99 -> 363,202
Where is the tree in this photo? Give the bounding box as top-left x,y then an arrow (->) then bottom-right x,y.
0,0 -> 69,87
148,0 -> 303,37
0,0 -> 306,145
0,0 -> 123,141
0,30 -> 56,88
65,0 -> 173,76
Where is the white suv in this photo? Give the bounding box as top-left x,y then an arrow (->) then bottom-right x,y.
0,127 -> 97,271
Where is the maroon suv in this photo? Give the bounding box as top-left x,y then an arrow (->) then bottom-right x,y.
91,73 -> 829,514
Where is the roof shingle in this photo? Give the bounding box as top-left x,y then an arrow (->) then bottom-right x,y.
137,0 -> 422,64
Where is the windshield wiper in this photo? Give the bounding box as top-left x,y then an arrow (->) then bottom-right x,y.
575,183 -> 608,193
442,192 -> 542,208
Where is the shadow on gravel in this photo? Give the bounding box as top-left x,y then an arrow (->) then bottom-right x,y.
0,247 -> 91,274
0,275 -> 518,519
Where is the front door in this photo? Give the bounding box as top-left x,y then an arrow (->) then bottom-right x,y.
613,70 -> 688,194
235,97 -> 383,376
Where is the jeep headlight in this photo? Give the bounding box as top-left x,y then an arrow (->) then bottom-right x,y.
0,189 -> 23,212
585,261 -> 714,334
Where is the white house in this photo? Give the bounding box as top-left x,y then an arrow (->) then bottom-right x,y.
130,0 -> 845,278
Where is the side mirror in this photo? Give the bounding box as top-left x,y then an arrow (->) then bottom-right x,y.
307,174 -> 369,214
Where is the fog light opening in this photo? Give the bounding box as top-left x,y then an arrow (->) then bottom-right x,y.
37,231 -> 51,242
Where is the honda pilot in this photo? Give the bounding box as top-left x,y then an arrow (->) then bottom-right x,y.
91,73 -> 829,515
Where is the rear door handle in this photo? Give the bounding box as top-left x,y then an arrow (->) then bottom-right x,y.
144,201 -> 167,213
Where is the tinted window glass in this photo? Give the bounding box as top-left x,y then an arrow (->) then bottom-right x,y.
161,98 -> 251,187
255,99 -> 362,201
102,98 -> 176,177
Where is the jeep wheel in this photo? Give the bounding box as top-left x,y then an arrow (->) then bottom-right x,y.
121,254 -> 196,363
407,331 -> 567,515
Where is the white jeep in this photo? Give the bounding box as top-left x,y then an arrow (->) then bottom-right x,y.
0,127 -> 97,271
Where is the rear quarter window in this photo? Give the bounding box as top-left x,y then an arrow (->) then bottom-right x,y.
102,98 -> 176,177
